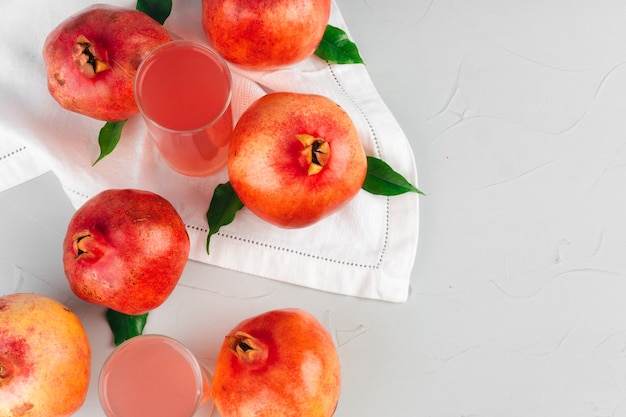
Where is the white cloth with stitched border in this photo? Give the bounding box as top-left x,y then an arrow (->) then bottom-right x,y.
0,0 -> 419,302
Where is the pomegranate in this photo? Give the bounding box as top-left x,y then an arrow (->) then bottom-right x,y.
201,0 -> 331,70
212,308 -> 341,416
62,189 -> 190,315
0,293 -> 91,417
228,92 -> 367,228
43,4 -> 172,121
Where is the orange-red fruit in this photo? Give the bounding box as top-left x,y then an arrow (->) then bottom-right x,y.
62,189 -> 190,315
0,293 -> 91,417
43,4 -> 172,121
228,92 -> 367,228
212,308 -> 341,417
201,0 -> 331,70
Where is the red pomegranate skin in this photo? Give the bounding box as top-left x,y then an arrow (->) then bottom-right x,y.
228,92 -> 368,228
43,4 -> 172,122
62,189 -> 190,315
201,0 -> 331,70
212,308 -> 341,417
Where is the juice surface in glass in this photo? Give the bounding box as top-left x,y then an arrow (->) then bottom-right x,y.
135,41 -> 233,176
99,335 -> 204,417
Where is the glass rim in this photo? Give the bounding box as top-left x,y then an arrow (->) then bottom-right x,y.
98,333 -> 204,417
134,39 -> 233,135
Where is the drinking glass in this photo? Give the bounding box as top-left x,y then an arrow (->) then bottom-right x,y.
99,334 -> 214,417
135,40 -> 233,177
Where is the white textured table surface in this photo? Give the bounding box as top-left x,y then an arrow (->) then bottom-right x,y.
4,0 -> 626,416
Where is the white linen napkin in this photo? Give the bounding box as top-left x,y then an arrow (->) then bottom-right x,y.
0,0 -> 419,302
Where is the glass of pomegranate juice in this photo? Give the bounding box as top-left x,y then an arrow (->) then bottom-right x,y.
99,334 -> 214,417
134,40 -> 233,176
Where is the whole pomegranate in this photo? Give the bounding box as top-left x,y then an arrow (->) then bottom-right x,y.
0,293 -> 91,417
212,308 -> 341,416
201,0 -> 331,70
228,92 -> 367,228
43,4 -> 172,121
63,189 -> 190,315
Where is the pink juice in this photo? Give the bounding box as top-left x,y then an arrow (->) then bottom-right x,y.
135,41 -> 233,176
99,335 -> 204,417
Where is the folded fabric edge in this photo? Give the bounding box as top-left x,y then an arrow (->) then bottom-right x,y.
0,142 -> 51,193
186,227 -> 411,303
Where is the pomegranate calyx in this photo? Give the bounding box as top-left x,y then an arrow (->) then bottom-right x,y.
0,360 -> 12,387
226,331 -> 268,364
296,134 -> 330,176
72,229 -> 104,261
72,35 -> 110,78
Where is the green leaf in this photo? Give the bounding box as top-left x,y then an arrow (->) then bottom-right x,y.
106,309 -> 149,346
93,120 -> 127,166
206,182 -> 245,254
315,24 -> 364,65
136,0 -> 172,25
362,156 -> 425,196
